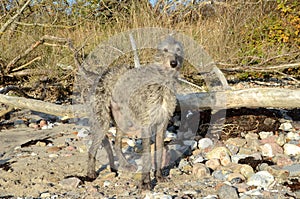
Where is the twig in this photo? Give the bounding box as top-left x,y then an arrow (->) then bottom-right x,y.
275,70 -> 300,84
178,78 -> 203,90
6,35 -> 71,73
222,62 -> 300,72
14,21 -> 76,29
0,85 -> 32,98
11,56 -> 41,72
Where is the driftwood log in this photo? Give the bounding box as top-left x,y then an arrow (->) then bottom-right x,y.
0,88 -> 299,118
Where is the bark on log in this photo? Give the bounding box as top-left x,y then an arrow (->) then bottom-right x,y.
177,88 -> 300,110
0,88 -> 299,119
0,94 -> 86,118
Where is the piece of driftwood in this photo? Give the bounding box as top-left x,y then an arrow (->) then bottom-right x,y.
0,94 -> 83,118
0,88 -> 299,118
177,88 -> 300,110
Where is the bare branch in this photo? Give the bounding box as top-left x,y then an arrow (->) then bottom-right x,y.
11,56 -> 41,72
14,21 -> 76,29
6,35 -> 72,73
0,0 -> 31,36
221,62 -> 300,72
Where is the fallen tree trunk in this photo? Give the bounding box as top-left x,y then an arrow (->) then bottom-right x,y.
0,88 -> 299,118
177,88 -> 300,110
0,94 -> 86,118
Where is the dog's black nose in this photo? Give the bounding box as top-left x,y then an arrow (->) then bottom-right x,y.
170,60 -> 178,68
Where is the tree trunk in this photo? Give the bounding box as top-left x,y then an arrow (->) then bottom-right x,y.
0,88 -> 299,119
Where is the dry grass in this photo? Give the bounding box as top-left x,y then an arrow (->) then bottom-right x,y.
0,0 -> 299,101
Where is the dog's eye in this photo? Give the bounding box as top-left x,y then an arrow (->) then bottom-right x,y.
176,47 -> 181,52
163,48 -> 168,52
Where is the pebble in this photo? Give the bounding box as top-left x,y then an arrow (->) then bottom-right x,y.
198,138 -> 213,150
218,184 -> 239,199
103,180 -> 111,187
227,173 -> 245,183
40,192 -> 51,198
205,158 -> 220,170
169,168 -> 182,177
240,189 -> 264,197
247,171 -> 275,189
47,146 -> 61,153
260,135 -> 277,144
238,147 -> 255,155
245,139 -> 261,152
192,154 -> 204,164
144,192 -> 172,199
274,154 -> 294,167
279,122 -> 293,131
225,144 -> 239,155
77,128 -> 89,138
126,138 -> 136,147
202,195 -> 218,199
260,143 -> 283,157
212,170 -> 231,181
276,134 -> 286,146
36,141 -> 47,147
65,146 -> 76,151
225,137 -> 246,147
245,132 -> 259,140
39,120 -> 47,127
49,154 -> 58,158
240,164 -> 255,179
258,164 -> 289,180
286,132 -> 300,141
283,164 -> 300,177
259,131 -> 274,139
283,143 -> 300,155
192,163 -> 210,178
59,177 -> 81,189
206,147 -> 231,166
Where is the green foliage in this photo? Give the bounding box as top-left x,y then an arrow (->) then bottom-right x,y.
240,0 -> 299,65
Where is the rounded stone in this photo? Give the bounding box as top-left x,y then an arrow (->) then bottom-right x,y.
198,138 -> 214,150
240,165 -> 255,179
227,172 -> 246,183
286,132 -> 300,141
225,137 -> 246,147
279,122 -> 293,131
218,184 -> 239,199
192,163 -> 210,178
205,158 -> 220,170
283,143 -> 300,156
259,131 -> 274,140
247,171 -> 275,189
206,147 -> 231,166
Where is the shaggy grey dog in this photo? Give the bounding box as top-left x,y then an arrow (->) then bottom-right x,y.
87,36 -> 184,189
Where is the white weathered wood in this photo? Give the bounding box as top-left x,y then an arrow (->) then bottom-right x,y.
177,88 -> 300,109
0,88 -> 299,118
0,94 -> 86,118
